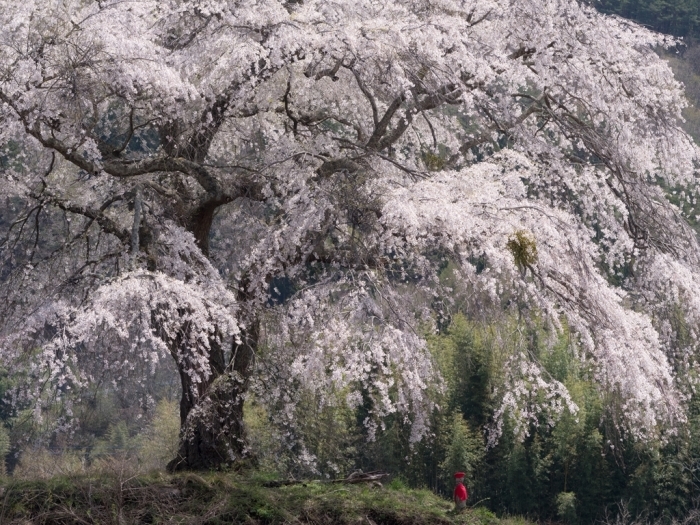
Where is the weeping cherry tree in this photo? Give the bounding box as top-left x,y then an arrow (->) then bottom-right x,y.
1,0 -> 700,470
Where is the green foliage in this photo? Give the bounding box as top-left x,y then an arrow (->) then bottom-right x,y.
245,389 -> 361,479
424,313 -> 700,524
504,437 -> 553,516
137,399 -> 180,471
440,413 -> 484,494
626,439 -> 694,521
423,150 -> 447,171
91,420 -> 137,459
0,424 -> 8,476
471,507 -> 500,525
556,492 -> 577,524
388,477 -> 409,490
244,397 -> 285,474
13,448 -> 87,479
292,391 -> 360,478
429,314 -> 495,428
506,230 -> 538,271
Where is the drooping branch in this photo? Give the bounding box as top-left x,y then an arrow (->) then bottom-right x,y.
534,92 -> 700,262
30,190 -> 130,245
175,36 -> 298,164
130,186 -> 142,257
447,94 -> 545,167
348,67 -> 379,127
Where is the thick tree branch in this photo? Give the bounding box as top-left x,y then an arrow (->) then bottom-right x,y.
365,84 -> 462,152
366,94 -> 406,150
32,190 -> 130,245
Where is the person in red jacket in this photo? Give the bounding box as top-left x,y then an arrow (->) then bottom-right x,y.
453,472 -> 468,512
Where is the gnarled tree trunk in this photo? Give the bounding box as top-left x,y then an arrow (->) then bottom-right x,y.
166,323 -> 258,471
160,207 -> 260,471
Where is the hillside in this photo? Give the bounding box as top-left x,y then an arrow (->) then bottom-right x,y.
594,0 -> 700,38
665,44 -> 700,142
0,470 -> 519,525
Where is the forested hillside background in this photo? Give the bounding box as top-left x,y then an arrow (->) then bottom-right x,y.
596,0 -> 700,37
2,2 -> 700,525
599,0 -> 700,142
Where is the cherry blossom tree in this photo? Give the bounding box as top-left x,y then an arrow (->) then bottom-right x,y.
1,0 -> 700,471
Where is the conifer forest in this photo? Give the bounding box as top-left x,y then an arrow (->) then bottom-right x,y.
3,0 -> 700,523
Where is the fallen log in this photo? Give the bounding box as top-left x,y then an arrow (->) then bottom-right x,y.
333,471 -> 390,484
262,470 -> 390,488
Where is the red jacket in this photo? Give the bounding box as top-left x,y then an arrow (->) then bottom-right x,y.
454,483 -> 468,502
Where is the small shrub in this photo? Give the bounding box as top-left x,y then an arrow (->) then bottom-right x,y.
556,491 -> 577,524
137,399 -> 179,471
92,420 -> 138,460
0,425 -> 8,476
388,477 -> 408,491
472,507 -> 500,525
13,448 -> 86,479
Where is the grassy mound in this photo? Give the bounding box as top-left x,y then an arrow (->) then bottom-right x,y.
0,470 -> 523,525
